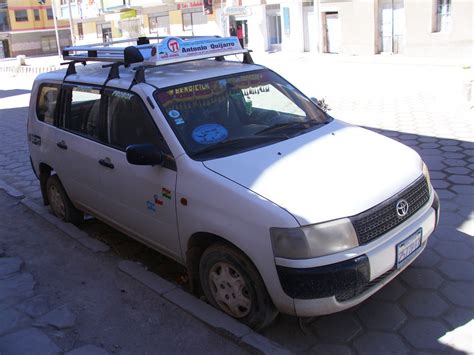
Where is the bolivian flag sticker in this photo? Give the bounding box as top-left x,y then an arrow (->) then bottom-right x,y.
162,187 -> 172,200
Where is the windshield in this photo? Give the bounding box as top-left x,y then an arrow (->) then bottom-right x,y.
154,69 -> 330,160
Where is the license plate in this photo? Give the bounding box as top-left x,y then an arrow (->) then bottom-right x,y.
396,228 -> 422,268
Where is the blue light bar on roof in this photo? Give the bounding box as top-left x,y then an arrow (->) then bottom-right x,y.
142,36 -> 248,65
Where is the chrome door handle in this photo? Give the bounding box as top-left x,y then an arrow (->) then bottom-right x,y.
99,158 -> 114,169
56,141 -> 67,150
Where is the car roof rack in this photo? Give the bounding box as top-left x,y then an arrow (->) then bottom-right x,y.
62,36 -> 254,85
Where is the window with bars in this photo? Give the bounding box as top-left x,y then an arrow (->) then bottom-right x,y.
14,10 -> 28,22
77,22 -> 83,40
434,0 -> 451,32
46,8 -> 54,20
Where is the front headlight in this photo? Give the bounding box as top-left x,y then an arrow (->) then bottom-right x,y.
422,161 -> 432,193
270,218 -> 359,259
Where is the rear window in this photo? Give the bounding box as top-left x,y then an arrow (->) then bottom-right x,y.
61,86 -> 101,139
36,84 -> 60,125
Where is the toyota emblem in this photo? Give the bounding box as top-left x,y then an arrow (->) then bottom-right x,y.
396,199 -> 409,217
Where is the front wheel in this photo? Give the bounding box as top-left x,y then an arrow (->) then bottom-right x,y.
199,244 -> 278,330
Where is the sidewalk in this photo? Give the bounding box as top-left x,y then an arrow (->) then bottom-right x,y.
1,49 -> 472,68
1,50 -> 472,90
0,190 -> 247,355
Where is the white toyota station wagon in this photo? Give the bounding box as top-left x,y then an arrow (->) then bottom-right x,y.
27,36 -> 440,330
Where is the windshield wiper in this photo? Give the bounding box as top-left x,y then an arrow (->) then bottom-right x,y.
193,135 -> 288,158
255,121 -> 324,136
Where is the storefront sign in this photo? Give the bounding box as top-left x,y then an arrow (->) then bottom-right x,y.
223,6 -> 251,16
177,1 -> 203,10
120,9 -> 136,20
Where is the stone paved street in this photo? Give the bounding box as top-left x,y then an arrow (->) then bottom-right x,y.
1,53 -> 473,353
0,190 -> 247,354
254,53 -> 474,354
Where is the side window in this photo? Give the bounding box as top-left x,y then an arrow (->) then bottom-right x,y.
105,90 -> 170,154
62,86 -> 101,139
36,84 -> 60,125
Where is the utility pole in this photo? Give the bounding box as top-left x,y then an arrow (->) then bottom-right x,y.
50,0 -> 62,57
67,0 -> 75,45
391,0 -> 394,53
314,0 -> 321,52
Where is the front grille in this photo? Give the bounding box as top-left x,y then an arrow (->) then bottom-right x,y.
335,267 -> 396,302
351,176 -> 430,245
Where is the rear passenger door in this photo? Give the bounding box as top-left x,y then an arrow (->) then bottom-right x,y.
96,88 -> 181,260
54,85 -> 104,212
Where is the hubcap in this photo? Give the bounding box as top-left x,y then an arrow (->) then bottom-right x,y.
48,185 -> 66,220
208,262 -> 251,318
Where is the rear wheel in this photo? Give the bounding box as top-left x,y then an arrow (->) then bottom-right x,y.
46,175 -> 83,225
199,244 -> 278,330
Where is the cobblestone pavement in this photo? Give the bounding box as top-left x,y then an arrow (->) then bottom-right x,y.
0,54 -> 473,353
0,191 -> 247,354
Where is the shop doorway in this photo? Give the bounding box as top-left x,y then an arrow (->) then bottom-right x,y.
378,0 -> 405,53
102,28 -> 112,43
267,15 -> 281,51
322,12 -> 340,54
41,36 -> 58,54
303,9 -> 316,52
235,20 -> 248,48
0,40 -> 10,58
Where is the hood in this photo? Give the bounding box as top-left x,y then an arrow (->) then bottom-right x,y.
203,120 -> 422,226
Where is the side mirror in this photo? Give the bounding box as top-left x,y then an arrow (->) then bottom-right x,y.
126,144 -> 164,166
311,97 -> 331,112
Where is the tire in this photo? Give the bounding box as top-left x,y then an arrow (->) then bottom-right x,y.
46,175 -> 83,225
199,244 -> 278,330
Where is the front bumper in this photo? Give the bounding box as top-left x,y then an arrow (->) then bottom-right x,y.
274,191 -> 439,317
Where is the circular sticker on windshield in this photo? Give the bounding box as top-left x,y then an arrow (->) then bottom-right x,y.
192,124 -> 228,145
168,110 -> 180,118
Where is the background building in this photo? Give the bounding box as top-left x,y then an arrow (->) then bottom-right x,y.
1,0 -> 472,59
225,0 -> 472,58
71,0 -> 221,45
311,0 -> 473,57
0,0 -> 71,57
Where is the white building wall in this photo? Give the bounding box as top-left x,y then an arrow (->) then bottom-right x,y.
280,1 -> 304,52
403,0 -> 473,57
245,5 -> 268,52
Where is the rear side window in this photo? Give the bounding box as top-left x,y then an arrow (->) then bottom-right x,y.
62,86 -> 101,139
105,90 -> 170,154
36,84 -> 60,125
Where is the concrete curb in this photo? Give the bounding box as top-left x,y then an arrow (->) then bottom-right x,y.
0,179 -> 292,354
0,181 -> 25,199
0,181 -> 109,254
20,198 -> 110,253
118,260 -> 292,355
